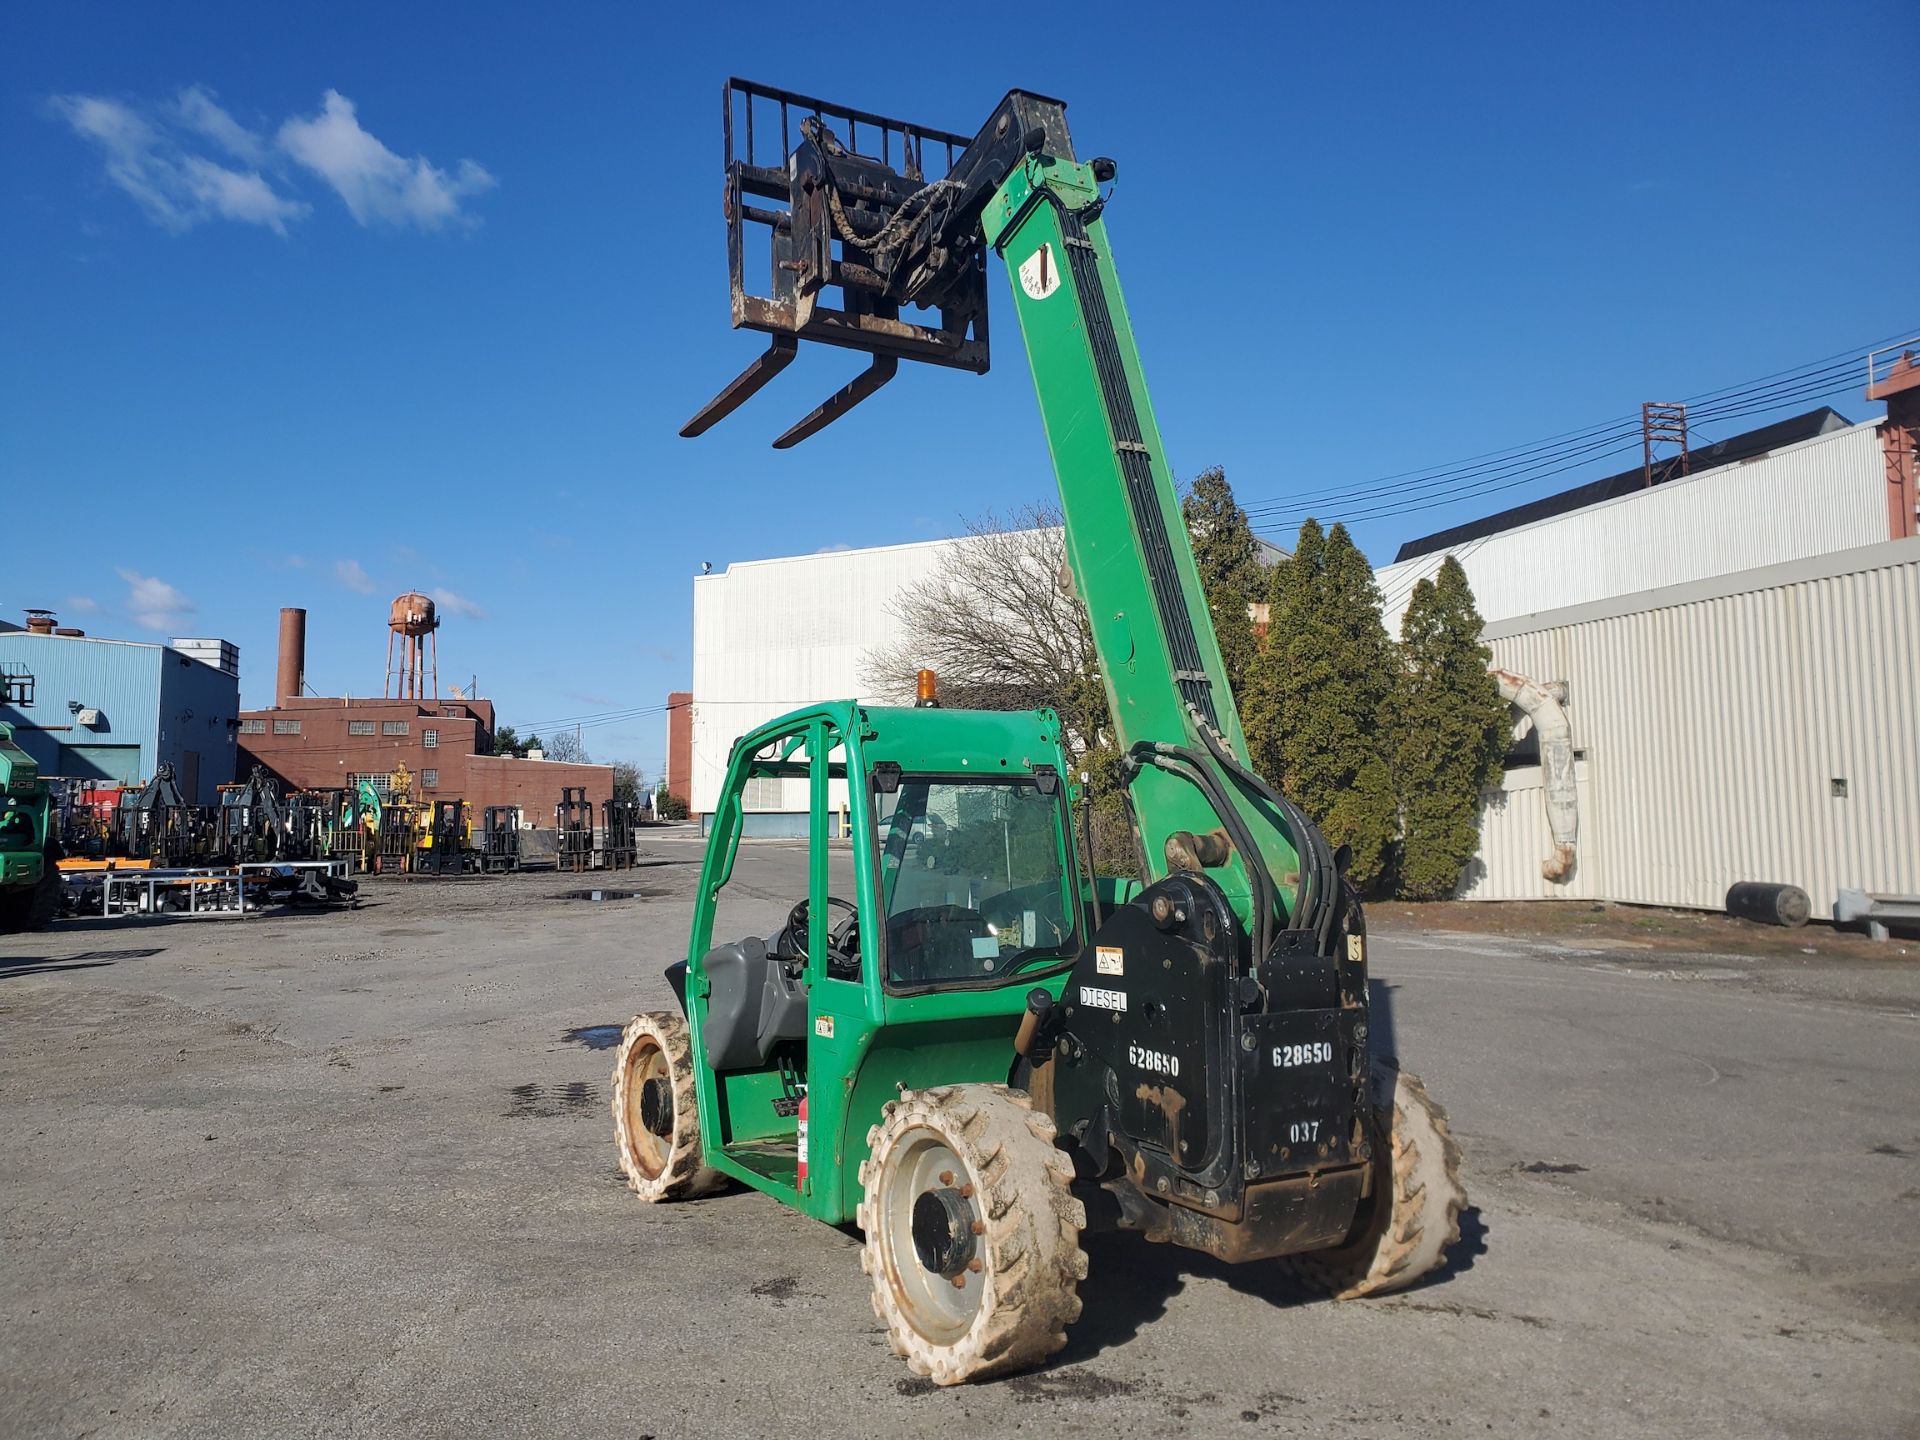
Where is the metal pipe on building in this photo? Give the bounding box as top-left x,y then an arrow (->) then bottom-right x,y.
277,608 -> 307,707
1492,667 -> 1578,882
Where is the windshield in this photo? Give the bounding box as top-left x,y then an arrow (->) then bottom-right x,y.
874,776 -> 1077,990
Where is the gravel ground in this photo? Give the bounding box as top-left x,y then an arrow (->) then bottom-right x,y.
3,833 -> 1916,1438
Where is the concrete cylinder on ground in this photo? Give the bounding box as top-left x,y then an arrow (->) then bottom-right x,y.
1725,882 -> 1811,928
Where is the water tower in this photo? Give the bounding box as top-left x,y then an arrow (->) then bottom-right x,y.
385,591 -> 440,700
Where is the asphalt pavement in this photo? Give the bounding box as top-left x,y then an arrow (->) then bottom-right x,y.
2,833 -> 1916,1438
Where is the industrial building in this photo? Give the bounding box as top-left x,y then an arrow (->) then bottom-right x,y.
1467,538 -> 1917,911
0,611 -> 241,804
1374,408 -> 1896,629
677,350 -> 1919,919
238,603 -> 614,829
684,533 -> 1283,830
1387,355 -> 1919,918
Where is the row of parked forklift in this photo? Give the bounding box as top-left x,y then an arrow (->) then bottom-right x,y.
49,763 -> 644,877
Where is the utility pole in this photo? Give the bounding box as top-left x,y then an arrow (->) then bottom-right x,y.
1641,401 -> 1690,488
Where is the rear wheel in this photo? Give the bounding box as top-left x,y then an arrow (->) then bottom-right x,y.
1285,1062 -> 1466,1298
611,1012 -> 722,1201
858,1084 -> 1087,1385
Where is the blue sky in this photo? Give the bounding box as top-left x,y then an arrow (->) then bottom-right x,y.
6,1 -> 1914,778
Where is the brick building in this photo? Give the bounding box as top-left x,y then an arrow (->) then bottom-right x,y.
664,691 -> 691,807
237,608 -> 612,827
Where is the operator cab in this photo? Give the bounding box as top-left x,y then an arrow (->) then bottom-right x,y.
699,760 -> 1081,1071
682,701 -> 1084,1205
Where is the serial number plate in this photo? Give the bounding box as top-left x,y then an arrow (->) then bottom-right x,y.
1272,1041 -> 1333,1068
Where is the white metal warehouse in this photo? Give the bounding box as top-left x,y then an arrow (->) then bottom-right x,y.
1465,538 -> 1918,914
690,537 -> 964,829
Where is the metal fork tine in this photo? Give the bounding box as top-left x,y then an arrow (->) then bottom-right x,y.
679,336 -> 798,437
770,356 -> 898,449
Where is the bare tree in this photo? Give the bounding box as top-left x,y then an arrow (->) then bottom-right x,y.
865,505 -> 1107,752
611,759 -> 643,804
544,730 -> 590,765
865,505 -> 1135,873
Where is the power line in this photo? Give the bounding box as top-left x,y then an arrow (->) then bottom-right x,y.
1242,358 -> 1869,524
507,699 -> 684,732
1251,364 -> 1873,535
1237,325 -> 1914,524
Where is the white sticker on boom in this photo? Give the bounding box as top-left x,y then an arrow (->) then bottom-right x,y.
1079,985 -> 1127,1012
1096,946 -> 1124,976
1019,242 -> 1061,300
815,1015 -> 834,1039
1347,934 -> 1366,964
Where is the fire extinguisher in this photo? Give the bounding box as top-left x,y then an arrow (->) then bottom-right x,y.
796,1091 -> 809,1190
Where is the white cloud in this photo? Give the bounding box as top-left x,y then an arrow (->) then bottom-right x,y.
116,569 -> 195,632
334,558 -> 376,594
172,85 -> 267,164
50,85 -> 494,237
278,91 -> 494,230
50,91 -> 308,235
64,595 -> 103,615
431,588 -> 485,620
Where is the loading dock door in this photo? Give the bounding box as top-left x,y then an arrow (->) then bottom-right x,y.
59,743 -> 143,784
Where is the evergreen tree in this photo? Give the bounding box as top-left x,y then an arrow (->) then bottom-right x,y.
1181,467 -> 1261,700
1394,557 -> 1510,899
1245,519 -> 1400,891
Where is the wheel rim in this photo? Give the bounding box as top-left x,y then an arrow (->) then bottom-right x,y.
621,1038 -> 672,1179
877,1127 -> 984,1345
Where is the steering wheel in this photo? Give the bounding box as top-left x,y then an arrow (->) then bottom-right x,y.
785,895 -> 857,962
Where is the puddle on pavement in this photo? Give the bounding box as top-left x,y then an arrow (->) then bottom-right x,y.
564,1024 -> 625,1051
561,889 -> 636,902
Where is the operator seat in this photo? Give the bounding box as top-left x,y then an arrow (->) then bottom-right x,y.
701,935 -> 808,1071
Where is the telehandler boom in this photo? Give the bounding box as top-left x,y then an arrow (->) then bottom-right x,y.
614,81 -> 1466,1384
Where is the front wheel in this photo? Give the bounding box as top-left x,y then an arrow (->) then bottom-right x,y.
610,1012 -> 722,1202
1284,1062 -> 1466,1298
858,1084 -> 1087,1386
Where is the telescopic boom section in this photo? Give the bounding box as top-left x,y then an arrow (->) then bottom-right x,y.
681,81 -> 1336,955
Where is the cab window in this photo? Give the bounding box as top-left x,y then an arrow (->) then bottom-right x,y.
874,776 -> 1077,991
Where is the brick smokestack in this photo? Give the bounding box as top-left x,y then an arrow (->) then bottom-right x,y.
277,607 -> 307,707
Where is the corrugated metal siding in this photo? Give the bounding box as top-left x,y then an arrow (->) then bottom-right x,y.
157,646 -> 243,803
0,635 -> 162,783
1378,421 -> 1886,630
1465,539 -> 1920,914
1460,762 -> 1599,901
0,636 -> 240,803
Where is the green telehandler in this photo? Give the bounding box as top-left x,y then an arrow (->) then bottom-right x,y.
0,722 -> 62,933
613,81 -> 1466,1384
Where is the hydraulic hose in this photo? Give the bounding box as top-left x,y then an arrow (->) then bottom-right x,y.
1186,709 -> 1344,954
1126,741 -> 1275,966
